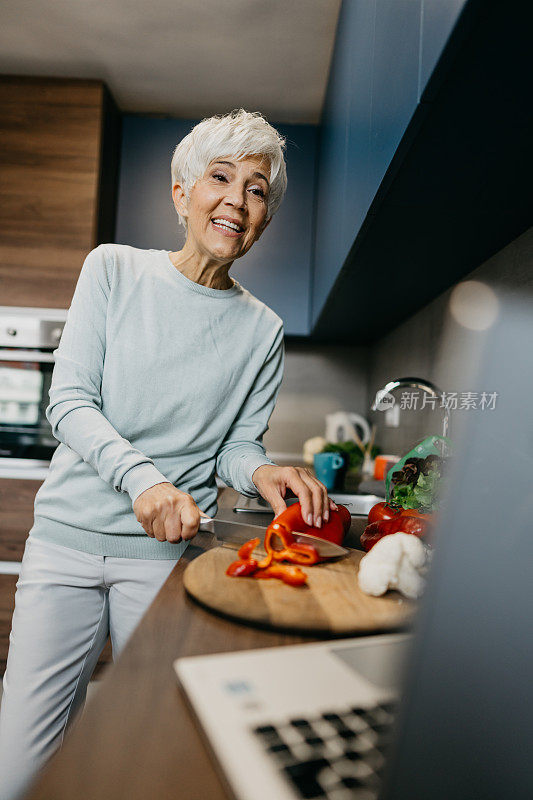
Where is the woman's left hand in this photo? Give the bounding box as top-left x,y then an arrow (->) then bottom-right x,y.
251,465 -> 337,528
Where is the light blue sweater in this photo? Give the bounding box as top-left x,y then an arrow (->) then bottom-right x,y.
30,244 -> 284,559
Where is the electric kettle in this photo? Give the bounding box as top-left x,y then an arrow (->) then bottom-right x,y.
325,412 -> 371,445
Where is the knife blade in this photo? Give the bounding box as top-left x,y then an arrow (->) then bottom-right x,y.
291,532 -> 349,558
199,517 -> 266,546
199,517 -> 349,558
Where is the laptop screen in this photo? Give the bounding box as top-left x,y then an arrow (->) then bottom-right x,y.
380,291 -> 533,799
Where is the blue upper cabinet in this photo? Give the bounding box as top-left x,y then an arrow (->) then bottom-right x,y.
311,0 -> 355,324
115,116 -> 318,336
368,0 -> 421,192
115,116 -> 198,251
311,0 -> 466,330
343,0 -> 376,252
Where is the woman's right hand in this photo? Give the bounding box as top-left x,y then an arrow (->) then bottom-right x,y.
133,482 -> 210,543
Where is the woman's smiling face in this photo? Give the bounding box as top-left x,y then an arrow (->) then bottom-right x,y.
174,154 -> 272,262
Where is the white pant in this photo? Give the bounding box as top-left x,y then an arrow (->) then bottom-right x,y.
0,536 -> 183,800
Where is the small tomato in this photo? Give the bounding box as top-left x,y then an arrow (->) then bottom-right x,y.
367,502 -> 400,525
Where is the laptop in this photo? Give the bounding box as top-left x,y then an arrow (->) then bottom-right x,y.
175,290 -> 533,800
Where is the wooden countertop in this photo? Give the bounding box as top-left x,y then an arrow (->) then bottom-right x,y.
24,489 -> 368,800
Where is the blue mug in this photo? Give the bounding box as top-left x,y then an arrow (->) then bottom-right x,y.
313,452 -> 344,490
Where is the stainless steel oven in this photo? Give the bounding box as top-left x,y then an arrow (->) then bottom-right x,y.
0,306 -> 67,476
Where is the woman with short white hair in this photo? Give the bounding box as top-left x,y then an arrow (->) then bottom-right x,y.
0,109 -> 336,799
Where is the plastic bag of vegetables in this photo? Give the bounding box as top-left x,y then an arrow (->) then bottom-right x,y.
359,436 -> 452,554
385,435 -> 452,513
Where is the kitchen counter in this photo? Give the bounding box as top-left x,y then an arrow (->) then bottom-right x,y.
23,488 -> 368,800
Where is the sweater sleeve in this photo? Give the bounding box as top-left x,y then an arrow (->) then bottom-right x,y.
45,245 -> 171,506
215,321 -> 285,497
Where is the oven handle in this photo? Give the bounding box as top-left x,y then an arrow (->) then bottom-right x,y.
0,349 -> 55,363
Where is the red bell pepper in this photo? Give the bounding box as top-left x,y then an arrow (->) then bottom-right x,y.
367,501 -> 433,525
268,502 -> 351,547
226,502 -> 350,586
360,515 -> 430,552
399,508 -> 433,522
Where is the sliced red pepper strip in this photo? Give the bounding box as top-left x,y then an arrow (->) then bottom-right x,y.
271,542 -> 320,565
263,523 -> 319,565
253,563 -> 307,587
238,537 -> 260,561
258,524 -> 290,568
226,522 -> 319,582
226,558 -> 259,577
264,522 -> 296,548
257,550 -> 273,569
264,522 -> 320,565
234,535 -> 271,568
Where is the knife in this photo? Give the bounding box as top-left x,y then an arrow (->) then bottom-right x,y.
198,517 -> 349,558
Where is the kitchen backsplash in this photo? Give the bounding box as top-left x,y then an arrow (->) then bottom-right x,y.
264,340 -> 368,458
368,225 -> 533,454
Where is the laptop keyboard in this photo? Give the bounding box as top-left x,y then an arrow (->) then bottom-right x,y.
252,702 -> 396,799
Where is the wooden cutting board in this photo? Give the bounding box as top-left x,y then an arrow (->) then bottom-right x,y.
184,546 -> 415,635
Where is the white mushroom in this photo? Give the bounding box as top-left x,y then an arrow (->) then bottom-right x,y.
357,533 -> 431,600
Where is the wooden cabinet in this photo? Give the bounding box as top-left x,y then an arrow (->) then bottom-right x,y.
0,573 -> 18,675
0,477 -> 112,674
0,477 -> 42,561
0,75 -> 121,309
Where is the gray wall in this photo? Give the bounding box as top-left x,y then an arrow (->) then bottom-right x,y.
264,341 -> 368,458
368,226 -> 533,454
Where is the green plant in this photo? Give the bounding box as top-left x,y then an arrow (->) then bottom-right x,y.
322,441 -> 381,470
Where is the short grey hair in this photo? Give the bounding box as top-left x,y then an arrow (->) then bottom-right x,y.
170,108 -> 287,230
